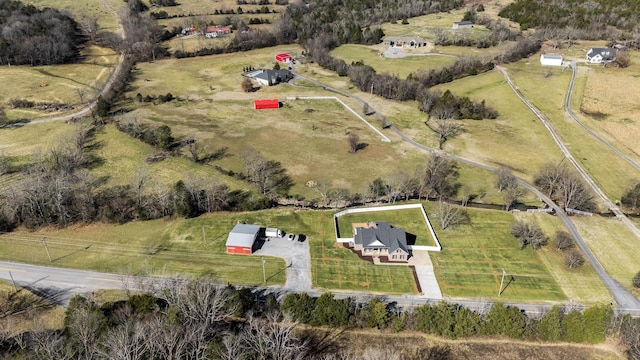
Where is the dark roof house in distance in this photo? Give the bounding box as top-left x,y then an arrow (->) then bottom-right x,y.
351,222 -> 409,262
253,69 -> 292,86
453,20 -> 473,29
586,48 -> 616,64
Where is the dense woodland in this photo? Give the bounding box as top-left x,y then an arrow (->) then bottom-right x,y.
2,282 -> 640,359
0,0 -> 84,65
500,0 -> 640,45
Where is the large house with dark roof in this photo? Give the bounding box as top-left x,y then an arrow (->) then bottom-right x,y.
253,69 -> 292,86
383,36 -> 427,48
350,222 -> 409,262
586,48 -> 616,64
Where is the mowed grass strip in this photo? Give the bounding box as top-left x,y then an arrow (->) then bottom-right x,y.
331,44 -> 457,79
336,207 -> 437,247
427,204 -> 567,302
528,212 -> 613,304
572,215 -> 640,298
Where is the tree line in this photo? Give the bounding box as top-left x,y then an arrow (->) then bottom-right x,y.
4,282 -> 640,358
0,0 -> 85,65
0,122 -> 286,231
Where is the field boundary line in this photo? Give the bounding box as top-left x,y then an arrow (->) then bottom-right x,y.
286,96 -> 391,143
333,203 -> 441,251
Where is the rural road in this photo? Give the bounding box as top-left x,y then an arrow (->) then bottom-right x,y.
1,261 -> 638,317
565,61 -> 640,171
497,65 -> 640,239
292,70 -> 640,310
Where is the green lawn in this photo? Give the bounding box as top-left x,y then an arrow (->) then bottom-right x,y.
331,44 -> 457,79
0,213 -> 287,285
428,204 -> 567,302
336,207 -> 437,247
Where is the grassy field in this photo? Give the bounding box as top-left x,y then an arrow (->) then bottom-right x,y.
336,207 -> 437,247
0,46 -> 118,121
0,213 -> 288,285
123,46 -> 430,199
24,0 -> 122,31
381,9 -> 491,40
572,215 -> 640,297
331,44 -> 458,79
521,213 -> 613,304
504,56 -> 639,202
90,124 -> 249,189
431,70 -> 565,184
0,281 -> 65,335
428,204 -> 567,302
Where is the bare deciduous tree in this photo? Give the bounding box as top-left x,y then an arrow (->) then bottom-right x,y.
554,230 -> 574,250
437,201 -> 465,230
565,251 -> 585,268
347,133 -> 360,153
241,77 -> 254,92
511,220 -> 547,249
430,117 -> 463,149
419,154 -> 459,200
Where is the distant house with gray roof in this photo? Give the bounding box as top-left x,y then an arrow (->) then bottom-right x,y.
252,69 -> 292,86
453,20 -> 473,29
586,48 -> 616,64
383,36 -> 427,48
351,222 -> 409,262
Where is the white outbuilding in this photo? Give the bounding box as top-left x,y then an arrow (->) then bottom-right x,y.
540,54 -> 563,66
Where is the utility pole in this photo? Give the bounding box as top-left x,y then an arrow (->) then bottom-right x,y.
41,236 -> 52,262
370,83 -> 374,95
498,268 -> 506,297
202,226 -> 206,246
8,271 -> 17,293
262,256 -> 266,284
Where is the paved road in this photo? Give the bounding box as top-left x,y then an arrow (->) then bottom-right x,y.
565,61 -> 640,171
495,65 -> 640,309
253,235 -> 312,292
2,261 -> 639,317
497,65 -> 640,238
292,69 -> 640,310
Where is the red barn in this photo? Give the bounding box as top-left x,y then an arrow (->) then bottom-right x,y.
275,53 -> 293,63
226,223 -> 261,255
254,99 -> 279,110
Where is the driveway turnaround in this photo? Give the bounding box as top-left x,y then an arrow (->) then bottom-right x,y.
253,236 -> 312,292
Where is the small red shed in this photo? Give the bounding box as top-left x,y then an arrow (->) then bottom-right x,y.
254,99 -> 280,110
275,53 -> 293,63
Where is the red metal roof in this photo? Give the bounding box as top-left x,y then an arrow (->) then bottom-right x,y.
275,53 -> 292,62
254,99 -> 279,110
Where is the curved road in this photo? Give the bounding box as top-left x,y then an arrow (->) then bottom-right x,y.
292,71 -> 640,310
496,65 -> 640,238
565,61 -> 640,171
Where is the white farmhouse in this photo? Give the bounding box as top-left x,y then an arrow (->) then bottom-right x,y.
586,48 -> 616,64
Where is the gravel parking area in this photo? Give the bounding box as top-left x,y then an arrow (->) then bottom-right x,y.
253,235 -> 312,292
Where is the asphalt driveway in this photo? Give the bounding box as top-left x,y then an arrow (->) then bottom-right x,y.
253,235 -> 312,292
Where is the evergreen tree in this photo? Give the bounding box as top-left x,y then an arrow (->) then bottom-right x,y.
539,305 -> 563,341
583,305 -> 612,344
562,310 -> 585,343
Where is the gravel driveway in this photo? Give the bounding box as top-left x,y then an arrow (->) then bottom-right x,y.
253,235 -> 312,292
